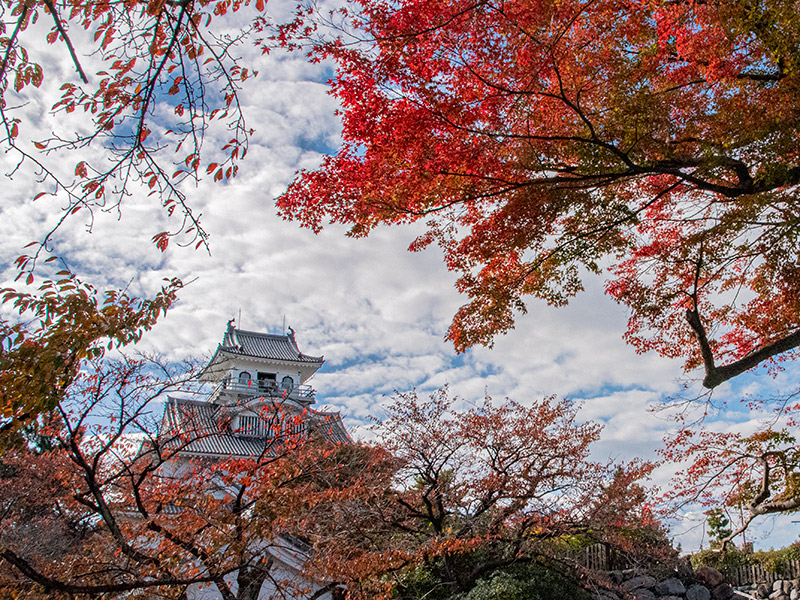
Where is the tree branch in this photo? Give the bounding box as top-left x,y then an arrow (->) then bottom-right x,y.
0,3 -> 29,82
0,547 -> 219,594
720,452 -> 800,550
309,581 -> 343,600
42,0 -> 89,84
686,307 -> 800,388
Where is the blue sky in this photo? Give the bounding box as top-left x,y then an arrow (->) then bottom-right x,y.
1,1 -> 798,553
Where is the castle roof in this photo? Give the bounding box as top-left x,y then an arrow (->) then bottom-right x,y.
201,322 -> 324,384
219,325 -> 323,365
160,397 -> 351,458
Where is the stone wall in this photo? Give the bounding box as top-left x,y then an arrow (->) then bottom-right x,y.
737,578 -> 800,600
589,565 -> 738,600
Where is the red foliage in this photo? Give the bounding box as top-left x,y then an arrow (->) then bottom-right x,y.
278,0 -> 800,386
0,353 -> 366,599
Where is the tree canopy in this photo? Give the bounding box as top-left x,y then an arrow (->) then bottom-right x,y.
0,354 -> 367,599
274,0 -> 800,543
303,389 -> 663,600
278,0 -> 800,390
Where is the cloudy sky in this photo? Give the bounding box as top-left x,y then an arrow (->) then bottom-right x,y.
1,0 -> 797,552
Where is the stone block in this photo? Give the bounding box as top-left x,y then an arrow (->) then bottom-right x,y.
712,583 -> 734,600
695,567 -> 725,588
625,576 -> 657,591
757,583 -> 773,598
687,584 -> 711,600
656,578 -> 687,596
676,557 -> 695,579
633,589 -> 656,600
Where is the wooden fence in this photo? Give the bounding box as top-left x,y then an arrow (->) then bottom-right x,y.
724,560 -> 800,588
568,544 -> 800,588
571,543 -> 632,572
571,546 -> 800,588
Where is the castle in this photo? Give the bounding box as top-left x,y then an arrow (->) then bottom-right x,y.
156,321 -> 349,600
161,321 -> 349,458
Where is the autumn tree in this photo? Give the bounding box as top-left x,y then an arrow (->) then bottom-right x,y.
0,0 -> 277,262
0,0 -> 309,445
0,275 -> 360,599
662,425 -> 800,549
299,388 -> 662,600
1,271 -> 182,439
278,0 -> 800,390
0,351 -> 368,599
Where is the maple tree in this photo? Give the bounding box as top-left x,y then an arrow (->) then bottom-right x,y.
300,388 -> 662,600
0,0 -> 272,263
277,0 -> 800,391
275,0 -> 800,543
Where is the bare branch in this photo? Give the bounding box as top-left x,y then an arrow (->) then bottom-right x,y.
42,0 -> 88,84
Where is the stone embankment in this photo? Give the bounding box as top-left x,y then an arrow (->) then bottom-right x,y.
737,578 -> 800,600
590,565 -> 740,600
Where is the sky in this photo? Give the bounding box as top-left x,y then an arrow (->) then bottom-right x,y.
1,0 -> 798,553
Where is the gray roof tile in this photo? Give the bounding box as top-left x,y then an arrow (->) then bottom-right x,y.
161,397 -> 351,458
221,326 -> 323,364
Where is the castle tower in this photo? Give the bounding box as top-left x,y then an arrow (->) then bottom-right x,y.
161,321 -> 349,458
201,320 -> 325,408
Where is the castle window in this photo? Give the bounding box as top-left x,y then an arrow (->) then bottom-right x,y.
257,372 -> 277,391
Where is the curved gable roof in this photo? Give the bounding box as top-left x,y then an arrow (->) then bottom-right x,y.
160,397 -> 351,457
220,325 -> 323,364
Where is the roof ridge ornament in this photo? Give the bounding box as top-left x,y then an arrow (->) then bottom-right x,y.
225,318 -> 241,350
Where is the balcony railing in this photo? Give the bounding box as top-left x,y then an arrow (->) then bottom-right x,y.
207,380 -> 315,404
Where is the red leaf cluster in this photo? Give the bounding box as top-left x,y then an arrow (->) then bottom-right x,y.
277,0 -> 800,383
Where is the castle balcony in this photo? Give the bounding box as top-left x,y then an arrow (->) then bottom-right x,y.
207,380 -> 315,405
